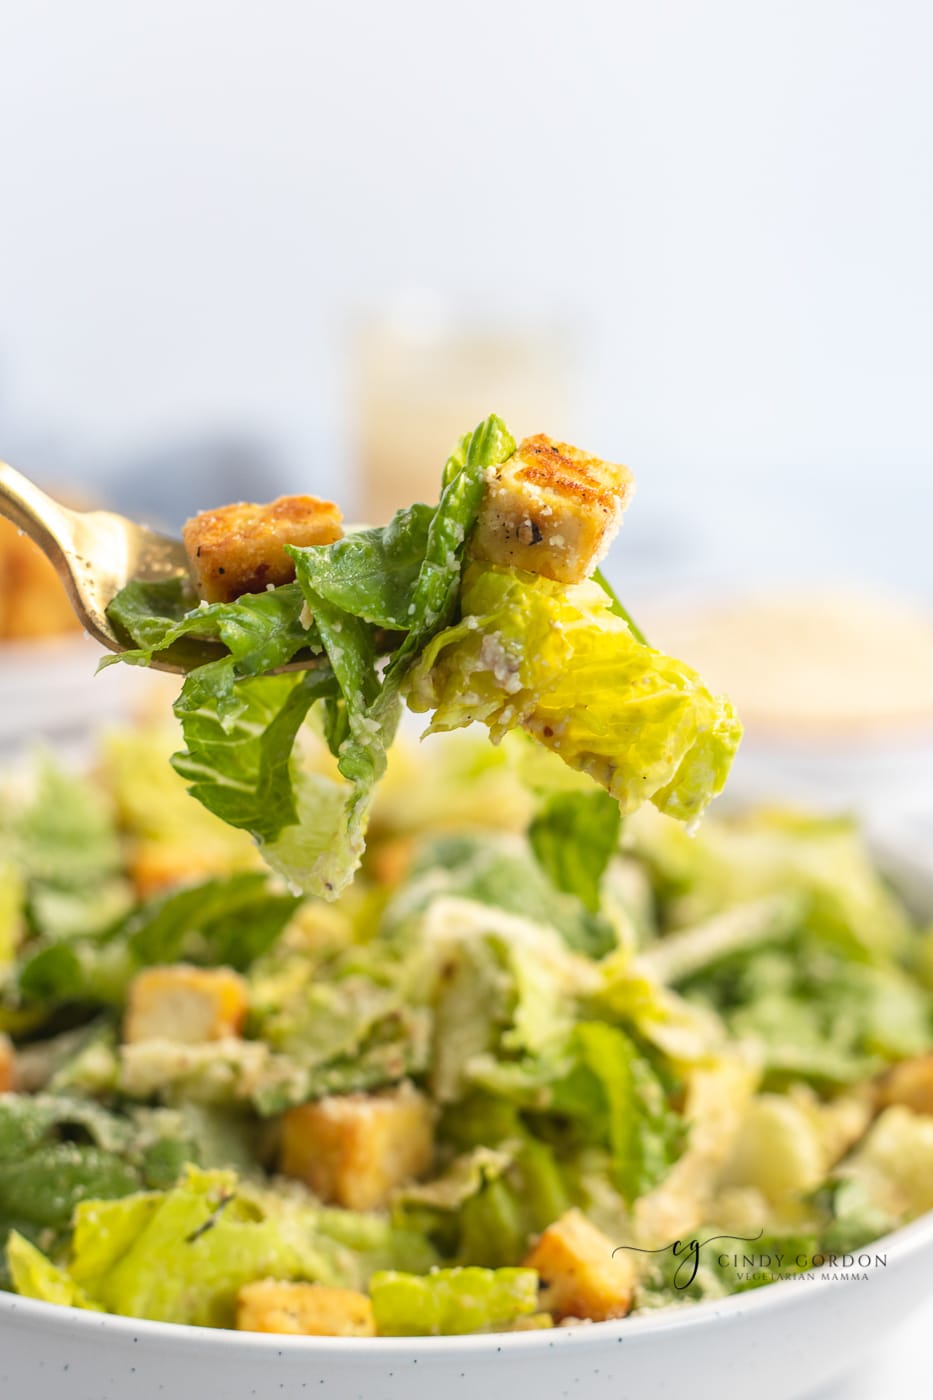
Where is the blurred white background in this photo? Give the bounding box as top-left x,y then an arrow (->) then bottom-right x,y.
1,0 -> 931,602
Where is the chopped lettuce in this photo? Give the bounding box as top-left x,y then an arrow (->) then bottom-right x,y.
105,578 -> 319,673
246,945 -> 431,1111
0,858 -> 24,966
0,758 -> 131,942
6,1231 -> 100,1311
461,1021 -> 684,1207
0,1094 -> 143,1280
2,716 -> 932,1335
529,789 -> 622,913
388,832 -> 617,958
407,563 -> 741,823
60,1167 -> 339,1326
681,939 -> 933,1087
627,805 -> 913,962
369,1265 -> 538,1336
16,872 -> 301,1011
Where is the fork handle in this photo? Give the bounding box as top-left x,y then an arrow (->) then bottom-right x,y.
0,461 -> 76,570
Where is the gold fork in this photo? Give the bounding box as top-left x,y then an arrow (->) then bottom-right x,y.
0,460 -> 224,673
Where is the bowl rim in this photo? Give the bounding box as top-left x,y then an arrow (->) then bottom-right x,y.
2,1208 -> 931,1356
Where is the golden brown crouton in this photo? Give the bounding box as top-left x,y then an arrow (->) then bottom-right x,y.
523,1209 -> 636,1323
124,964 -> 248,1045
0,516 -> 81,640
471,435 -> 634,585
128,843 -> 248,900
878,1055 -> 933,1117
279,1081 -> 434,1211
236,1280 -> 375,1337
366,836 -> 416,889
0,1034 -> 15,1093
183,495 -> 343,603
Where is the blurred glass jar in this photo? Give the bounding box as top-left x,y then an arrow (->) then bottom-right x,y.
353,294 -> 578,524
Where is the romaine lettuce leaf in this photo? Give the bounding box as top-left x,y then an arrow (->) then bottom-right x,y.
529,789 -> 622,913
462,1021 -> 684,1206
627,805 -> 913,963
389,832 -> 616,958
370,1265 -> 538,1336
105,578 -> 319,672
17,872 -> 301,1009
6,1231 -> 100,1311
0,758 -> 132,942
407,563 -> 742,824
277,415 -> 517,896
681,939 -> 933,1087
567,1022 -> 685,1203
171,666 -> 334,841
61,1167 -> 340,1325
0,1094 -> 143,1276
0,858 -> 24,966
398,1137 -> 572,1270
284,505 -> 434,629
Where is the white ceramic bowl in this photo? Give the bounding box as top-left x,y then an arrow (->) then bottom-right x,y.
1,1211 -> 932,1400
2,762 -> 931,1400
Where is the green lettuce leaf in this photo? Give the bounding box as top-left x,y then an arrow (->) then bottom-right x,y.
0,1094 -> 144,1279
285,505 -> 434,629
396,1136 -> 572,1270
17,872 -> 301,1009
0,758 -> 132,942
105,577 -> 318,672
389,832 -> 616,958
370,1265 -> 538,1336
60,1167 -> 338,1326
6,1231 -> 100,1311
407,562 -> 742,825
466,1023 -> 684,1205
0,858 -> 25,966
627,805 -> 913,963
681,939 -> 933,1087
171,667 -> 335,841
529,790 -> 622,913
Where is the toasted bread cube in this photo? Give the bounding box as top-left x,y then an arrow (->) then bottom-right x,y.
523,1209 -> 635,1323
124,965 -> 248,1045
183,495 -> 343,603
471,435 -> 634,585
237,1279 -> 376,1336
0,517 -> 80,639
279,1081 -> 433,1210
0,1034 -> 15,1093
878,1055 -> 933,1116
129,843 -> 249,899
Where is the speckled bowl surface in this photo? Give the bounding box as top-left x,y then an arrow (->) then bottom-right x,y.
2,1211 -> 932,1400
